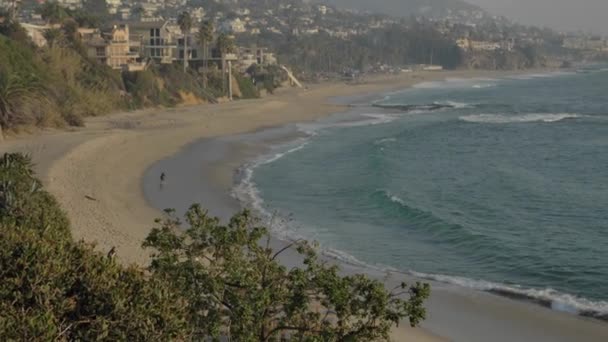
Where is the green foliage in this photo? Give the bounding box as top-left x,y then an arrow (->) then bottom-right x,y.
247,64 -> 283,95
216,33 -> 236,55
0,153 -> 429,339
0,153 -> 70,240
144,205 -> 430,341
123,69 -> 163,107
0,153 -> 190,341
41,46 -> 121,123
43,28 -> 65,48
197,20 -> 214,88
0,36 -> 45,131
0,27 -> 125,131
235,74 -> 260,99
177,11 -> 193,34
0,9 -> 29,41
197,20 -> 214,49
123,65 -> 218,108
37,1 -> 69,24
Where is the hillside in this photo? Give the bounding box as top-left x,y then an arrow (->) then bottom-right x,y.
325,0 -> 485,18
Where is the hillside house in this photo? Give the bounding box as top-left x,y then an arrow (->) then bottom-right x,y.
83,24 -> 144,71
130,21 -> 177,64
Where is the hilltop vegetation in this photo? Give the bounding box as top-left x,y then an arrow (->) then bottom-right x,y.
0,10 -> 264,138
0,152 -> 430,340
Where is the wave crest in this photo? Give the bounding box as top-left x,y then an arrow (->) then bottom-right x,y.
460,113 -> 581,124
409,271 -> 608,320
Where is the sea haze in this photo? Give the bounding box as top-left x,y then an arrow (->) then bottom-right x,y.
236,66 -> 608,319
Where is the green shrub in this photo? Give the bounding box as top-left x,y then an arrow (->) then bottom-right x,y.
0,152 -> 430,340
235,74 -> 260,99
0,153 -> 70,240
144,205 -> 430,341
0,153 -> 190,341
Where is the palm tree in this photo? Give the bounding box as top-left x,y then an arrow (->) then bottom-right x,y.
196,20 -> 214,89
132,5 -> 145,20
43,28 -> 64,48
216,33 -> 236,94
38,1 -> 67,24
7,0 -> 19,21
0,72 -> 41,139
177,12 -> 193,73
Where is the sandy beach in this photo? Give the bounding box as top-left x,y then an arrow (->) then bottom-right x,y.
3,69 -> 608,341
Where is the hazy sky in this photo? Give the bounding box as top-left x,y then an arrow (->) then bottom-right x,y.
466,0 -> 608,35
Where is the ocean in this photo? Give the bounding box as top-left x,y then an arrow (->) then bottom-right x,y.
234,67 -> 608,319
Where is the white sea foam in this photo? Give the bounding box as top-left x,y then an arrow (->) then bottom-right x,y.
297,113 -> 397,134
408,271 -> 608,317
412,81 -> 445,89
386,191 -> 407,206
508,71 -> 575,81
413,78 -> 474,89
434,100 -> 474,109
460,113 -> 581,124
231,138 -> 312,240
472,83 -> 497,89
374,137 -> 397,145
235,177 -> 608,318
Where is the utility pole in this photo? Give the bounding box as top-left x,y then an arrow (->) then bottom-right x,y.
228,60 -> 233,101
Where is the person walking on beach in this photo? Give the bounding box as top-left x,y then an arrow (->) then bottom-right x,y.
160,172 -> 166,189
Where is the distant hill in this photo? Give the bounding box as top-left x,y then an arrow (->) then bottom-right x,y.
325,0 -> 485,19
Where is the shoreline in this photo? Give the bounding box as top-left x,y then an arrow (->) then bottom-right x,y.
141,71 -> 608,341
3,69 -> 607,340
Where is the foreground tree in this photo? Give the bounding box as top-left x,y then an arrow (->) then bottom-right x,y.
0,153 -> 191,340
144,205 -> 430,341
1,152 -> 430,340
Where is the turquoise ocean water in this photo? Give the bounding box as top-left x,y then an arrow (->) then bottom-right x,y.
234,67 -> 608,318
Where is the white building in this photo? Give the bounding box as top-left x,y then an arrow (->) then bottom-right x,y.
56,0 -> 82,10
220,18 -> 246,34
457,38 -> 501,52
105,0 -> 121,14
191,7 -> 206,22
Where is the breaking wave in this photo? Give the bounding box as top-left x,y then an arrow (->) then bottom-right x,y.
460,113 -> 581,124
408,271 -> 608,321
373,101 -> 475,112
472,83 -> 497,89
383,191 -> 608,320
